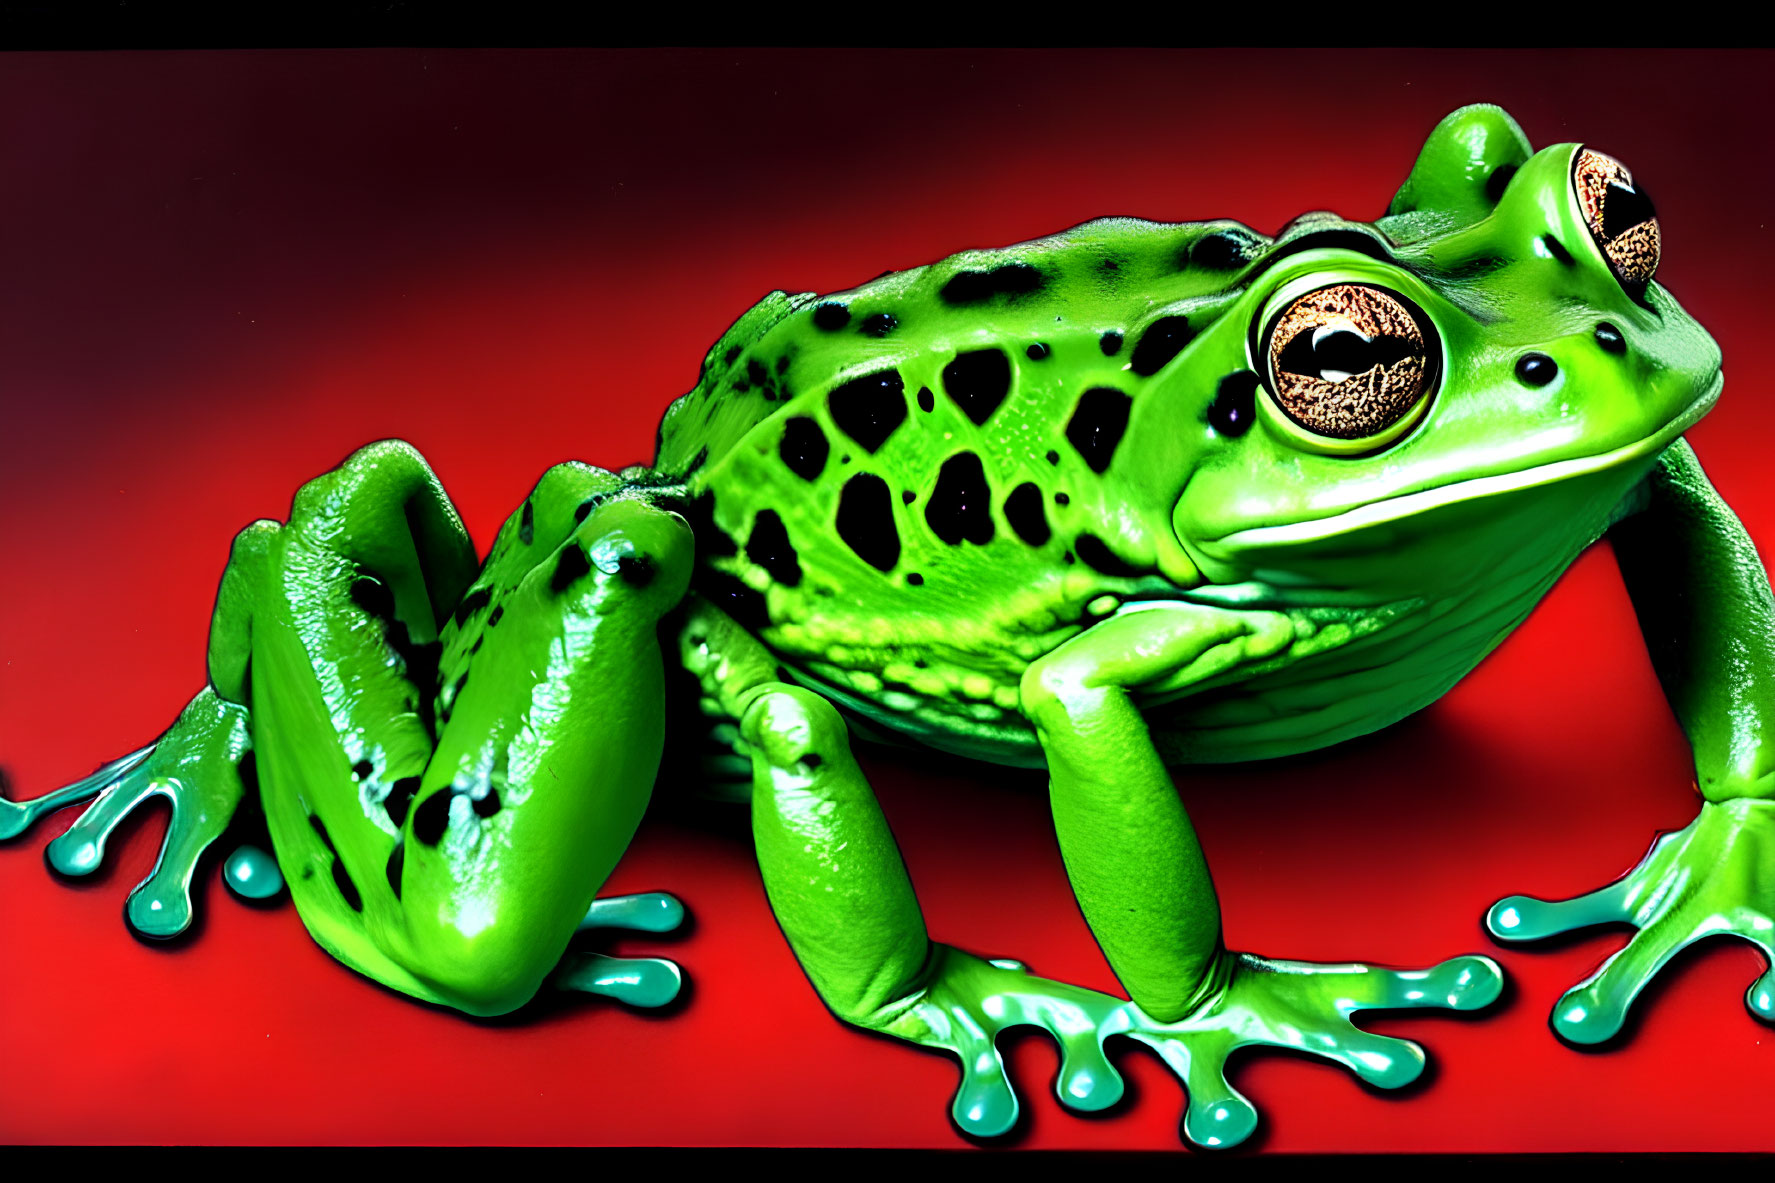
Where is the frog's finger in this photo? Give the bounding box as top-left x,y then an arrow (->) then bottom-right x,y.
123,774 -> 240,939
1487,879 -> 1635,942
1548,915 -> 1704,1043
0,746 -> 154,842
1270,954 -> 1504,1015
1045,1007 -> 1124,1113
552,952 -> 682,1008
43,764 -> 160,877
578,891 -> 685,934
948,1029 -> 1020,1138
1302,1027 -> 1427,1090
1132,1029 -> 1259,1150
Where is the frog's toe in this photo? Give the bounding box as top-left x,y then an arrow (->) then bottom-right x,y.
578,891 -> 685,934
1546,918 -> 1704,1044
1487,883 -> 1631,943
552,952 -> 683,1008
0,746 -> 153,844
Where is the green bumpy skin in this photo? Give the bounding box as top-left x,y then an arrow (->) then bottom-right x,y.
4,103 -> 1765,1149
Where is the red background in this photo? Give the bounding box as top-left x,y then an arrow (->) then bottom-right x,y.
1,49 -> 1772,1151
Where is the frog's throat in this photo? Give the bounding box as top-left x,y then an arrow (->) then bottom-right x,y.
1205,368 -> 1722,551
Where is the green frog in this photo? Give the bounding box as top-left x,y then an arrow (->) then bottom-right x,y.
3,103 -> 1762,1150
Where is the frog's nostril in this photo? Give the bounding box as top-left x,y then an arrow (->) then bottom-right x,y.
1515,353 -> 1559,387
1594,323 -> 1627,355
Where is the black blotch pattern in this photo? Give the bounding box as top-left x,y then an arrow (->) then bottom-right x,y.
926,453 -> 995,546
828,370 -> 907,453
901,490 -> 916,504
779,416 -> 829,481
1026,342 -> 1050,361
1485,164 -> 1518,203
684,491 -> 739,558
550,544 -> 592,593
451,585 -> 491,628
1595,323 -> 1626,354
700,570 -> 771,630
331,857 -> 363,912
746,510 -> 802,587
1190,230 -> 1261,270
724,345 -> 743,366
1208,371 -> 1259,436
413,790 -> 454,846
488,604 -> 505,628
470,636 -> 483,655
519,500 -> 535,545
618,555 -> 655,588
351,574 -> 396,622
386,776 -> 420,827
905,572 -> 923,586
917,386 -> 935,413
776,355 -> 791,375
1054,491 -> 1070,505
939,262 -> 1047,305
1003,482 -> 1051,546
1516,353 -> 1558,386
383,622 -> 441,746
941,348 -> 1012,426
1099,331 -> 1123,356
471,788 -> 502,818
385,844 -> 404,899
1130,316 -> 1195,377
1064,387 -> 1132,474
813,302 -> 850,330
801,753 -> 823,769
859,312 -> 897,337
1045,450 -> 1060,465
748,359 -> 770,387
351,760 -> 373,781
836,474 -> 900,571
1076,534 -> 1146,578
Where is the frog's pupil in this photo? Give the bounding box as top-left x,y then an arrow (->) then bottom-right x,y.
1277,328 -> 1413,381
1601,181 -> 1656,241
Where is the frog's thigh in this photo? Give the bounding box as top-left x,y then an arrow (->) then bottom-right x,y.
1020,603 -> 1296,1022
677,596 -> 930,1022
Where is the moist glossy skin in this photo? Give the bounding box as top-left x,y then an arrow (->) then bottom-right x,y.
7,104 -> 1771,1152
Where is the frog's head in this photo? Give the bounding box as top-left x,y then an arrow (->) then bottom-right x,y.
1174,104 -> 1723,601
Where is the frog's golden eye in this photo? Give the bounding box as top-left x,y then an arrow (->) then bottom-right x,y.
1573,148 -> 1659,290
1262,284 -> 1433,442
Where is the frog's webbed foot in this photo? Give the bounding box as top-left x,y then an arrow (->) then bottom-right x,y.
0,688 -> 267,939
1487,798 -> 1775,1043
876,944 -> 1132,1138
549,891 -> 688,1008
1116,951 -> 1503,1149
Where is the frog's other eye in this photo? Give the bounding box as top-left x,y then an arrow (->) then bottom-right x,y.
1573,148 -> 1659,291
1262,284 -> 1434,443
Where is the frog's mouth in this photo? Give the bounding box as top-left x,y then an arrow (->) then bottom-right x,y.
1203,368 -> 1721,553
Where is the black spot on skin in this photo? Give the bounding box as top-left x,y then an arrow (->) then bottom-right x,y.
724,346 -> 742,366
776,355 -> 790,375
1063,552 -> 1075,565
836,473 -> 900,571
941,348 -> 1012,426
1026,342 -> 1050,361
1515,353 -> 1558,386
385,844 -> 404,899
385,777 -> 420,827
488,605 -> 504,628
550,544 -> 592,593
901,490 -> 916,504
1064,387 -> 1132,474
302,867 -> 314,881
351,574 -> 397,622
859,312 -> 897,337
813,302 -> 850,330
1045,450 -> 1060,465
828,370 -> 907,453
519,500 -> 534,545
308,813 -> 338,854
779,416 -> 829,481
1189,230 -> 1261,270
1485,164 -> 1518,204
352,760 -> 373,781
906,572 -> 923,586
331,857 -> 363,912
1208,371 -> 1259,436
917,386 -> 935,413
1003,483 -> 1051,546
700,570 -> 771,630
471,787 -> 502,818
1595,323 -> 1626,354
413,790 -> 454,846
939,262 -> 1047,305
748,359 -> 769,387
683,490 -> 738,559
470,636 -> 483,655
1054,491 -> 1069,505
451,585 -> 491,628
1130,315 -> 1195,377
926,452 -> 995,546
746,510 -> 802,587
800,753 -> 823,770
1075,534 -> 1147,578
1542,235 -> 1575,266
1099,331 -> 1123,356
618,555 -> 655,587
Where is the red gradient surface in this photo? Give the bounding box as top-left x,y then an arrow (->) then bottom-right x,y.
2,49 -> 1773,1151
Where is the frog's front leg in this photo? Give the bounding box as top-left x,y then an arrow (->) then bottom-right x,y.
678,597 -> 1134,1138
1488,438 -> 1775,1041
1021,602 -> 1503,1148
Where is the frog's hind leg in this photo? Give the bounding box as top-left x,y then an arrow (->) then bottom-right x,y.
246,446 -> 694,1017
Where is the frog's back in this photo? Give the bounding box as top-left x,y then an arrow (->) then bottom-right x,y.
652,215 -> 1270,761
